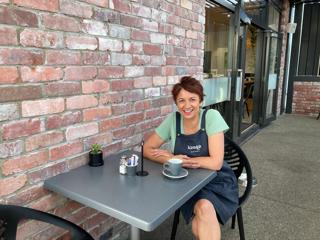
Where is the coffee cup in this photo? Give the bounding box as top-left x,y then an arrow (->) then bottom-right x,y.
163,158 -> 183,176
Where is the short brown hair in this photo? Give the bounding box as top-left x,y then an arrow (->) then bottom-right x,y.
172,76 -> 204,102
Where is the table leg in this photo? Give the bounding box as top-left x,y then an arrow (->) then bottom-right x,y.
130,225 -> 140,240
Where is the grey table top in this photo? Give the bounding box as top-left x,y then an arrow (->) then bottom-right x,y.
44,151 -> 217,231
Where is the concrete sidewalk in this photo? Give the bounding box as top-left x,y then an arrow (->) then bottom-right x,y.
141,114 -> 320,240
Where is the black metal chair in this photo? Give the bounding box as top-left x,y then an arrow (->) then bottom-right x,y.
170,137 -> 253,240
0,204 -> 94,240
317,112 -> 320,120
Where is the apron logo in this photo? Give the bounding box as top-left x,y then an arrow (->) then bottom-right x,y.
187,145 -> 202,152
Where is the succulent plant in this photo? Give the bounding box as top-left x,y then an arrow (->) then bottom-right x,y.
90,143 -> 102,155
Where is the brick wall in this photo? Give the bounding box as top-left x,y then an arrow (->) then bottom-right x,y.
0,0 -> 205,239
292,82 -> 320,116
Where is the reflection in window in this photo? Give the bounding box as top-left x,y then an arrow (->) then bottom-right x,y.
268,4 -> 280,31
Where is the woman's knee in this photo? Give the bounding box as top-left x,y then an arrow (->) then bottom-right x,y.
194,199 -> 216,219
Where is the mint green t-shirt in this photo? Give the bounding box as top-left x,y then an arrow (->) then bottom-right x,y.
155,109 -> 229,152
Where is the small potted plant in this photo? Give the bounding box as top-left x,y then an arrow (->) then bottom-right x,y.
89,143 -> 104,167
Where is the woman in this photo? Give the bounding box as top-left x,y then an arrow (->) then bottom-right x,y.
144,76 -> 238,240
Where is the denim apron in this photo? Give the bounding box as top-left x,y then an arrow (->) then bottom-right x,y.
174,110 -> 238,224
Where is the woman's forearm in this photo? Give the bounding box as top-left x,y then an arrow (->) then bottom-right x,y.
143,147 -> 173,164
189,156 -> 223,171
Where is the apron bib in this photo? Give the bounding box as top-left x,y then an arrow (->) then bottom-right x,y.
173,110 -> 238,225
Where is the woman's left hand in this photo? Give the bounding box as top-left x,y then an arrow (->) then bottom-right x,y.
182,158 -> 200,169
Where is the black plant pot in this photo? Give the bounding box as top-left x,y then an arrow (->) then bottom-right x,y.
88,152 -> 104,167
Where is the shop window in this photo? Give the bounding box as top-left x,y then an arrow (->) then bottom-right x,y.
268,4 -> 280,31
203,3 -> 234,106
297,3 -> 320,77
244,0 -> 268,28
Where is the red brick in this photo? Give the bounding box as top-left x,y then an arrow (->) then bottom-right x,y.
100,116 -> 123,132
82,0 -> 108,7
3,119 -> 41,140
113,127 -> 135,139
124,41 -> 143,54
111,103 -> 132,115
122,89 -> 144,102
44,82 -> 81,97
42,13 -> 80,32
160,1 -> 176,13
153,76 -> 167,86
142,19 -> 158,32
93,9 -> 120,23
0,6 -> 38,27
103,141 -> 122,156
47,112 -> 81,130
50,142 -> 83,161
28,162 -> 67,183
110,0 -> 131,13
0,140 -> 24,159
133,76 -> 152,88
46,50 -> 81,65
0,0 -> 9,3
14,0 -> 59,12
145,66 -> 162,76
125,112 -> 144,125
2,150 -> 49,176
143,43 -> 161,55
161,105 -> 172,115
66,206 -> 96,225
6,185 -> 49,205
134,100 -> 151,111
131,29 -> 150,41
22,98 -> 64,117
66,95 -> 98,110
98,66 -> 124,78
159,23 -> 174,34
21,66 -> 63,82
145,108 -> 161,119
0,67 -> 19,84
65,35 -> 97,50
66,122 -> 99,141
20,29 -> 63,48
0,48 -> 44,65
84,132 -> 113,151
68,154 -> 88,169
0,174 -> 27,197
83,106 -> 112,121
0,26 -> 18,45
26,131 -> 64,151
30,193 -> 62,212
54,200 -> 83,218
82,80 -> 110,94
65,66 -> 97,80
111,79 -> 134,91
120,14 -> 142,28
162,66 -> 176,76
60,0 -> 93,18
99,92 -> 123,105
82,51 -> 109,65
132,55 -> 150,65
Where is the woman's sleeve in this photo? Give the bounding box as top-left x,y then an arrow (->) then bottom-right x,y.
155,113 -> 174,141
206,109 -> 229,136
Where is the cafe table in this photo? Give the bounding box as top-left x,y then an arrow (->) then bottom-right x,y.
44,151 -> 217,240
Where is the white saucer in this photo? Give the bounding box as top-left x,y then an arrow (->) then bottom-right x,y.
162,168 -> 188,179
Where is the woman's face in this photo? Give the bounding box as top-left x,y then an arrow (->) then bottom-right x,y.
175,88 -> 202,120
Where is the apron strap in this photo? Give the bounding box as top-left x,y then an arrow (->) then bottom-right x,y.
200,109 -> 208,131
176,111 -> 181,136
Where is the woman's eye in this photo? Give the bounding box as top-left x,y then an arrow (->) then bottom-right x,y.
177,99 -> 184,103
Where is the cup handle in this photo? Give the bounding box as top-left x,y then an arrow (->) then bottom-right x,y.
163,163 -> 170,172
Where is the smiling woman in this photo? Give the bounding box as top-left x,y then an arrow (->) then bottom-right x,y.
144,76 -> 239,240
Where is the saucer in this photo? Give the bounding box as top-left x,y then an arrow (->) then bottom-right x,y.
162,168 -> 188,179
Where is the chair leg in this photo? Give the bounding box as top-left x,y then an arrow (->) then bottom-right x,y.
231,214 -> 236,229
237,207 -> 245,240
170,209 -> 180,240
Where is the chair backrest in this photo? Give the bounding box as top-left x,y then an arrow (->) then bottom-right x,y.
224,137 -> 253,206
0,204 -> 94,240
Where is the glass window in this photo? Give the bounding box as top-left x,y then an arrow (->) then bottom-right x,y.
203,4 -> 234,105
268,4 -> 280,31
244,0 -> 268,28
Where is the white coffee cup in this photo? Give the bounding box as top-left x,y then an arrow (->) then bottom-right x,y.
163,158 -> 183,176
